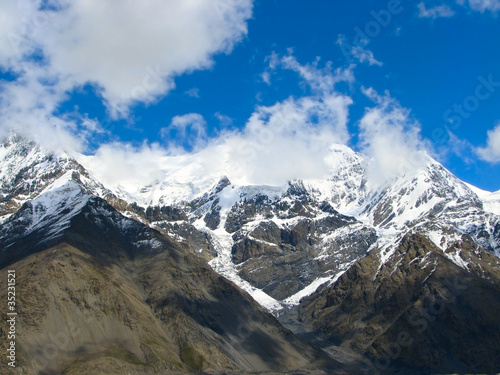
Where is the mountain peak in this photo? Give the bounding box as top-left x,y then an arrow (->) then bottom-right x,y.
0,134 -> 113,222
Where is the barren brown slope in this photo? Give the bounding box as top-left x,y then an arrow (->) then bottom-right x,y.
298,233 -> 500,375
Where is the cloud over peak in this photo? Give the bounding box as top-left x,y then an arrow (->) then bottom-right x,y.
359,88 -> 433,183
86,54 -> 356,187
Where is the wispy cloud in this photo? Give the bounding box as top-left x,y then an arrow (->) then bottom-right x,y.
457,0 -> 500,13
261,71 -> 271,85
161,113 -> 208,151
185,88 -> 201,98
351,46 -> 383,67
336,36 -> 383,67
280,50 -> 355,95
214,112 -> 234,127
437,130 -> 476,165
417,2 -> 456,18
260,51 -> 280,85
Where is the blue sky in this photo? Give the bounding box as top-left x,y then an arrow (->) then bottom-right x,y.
1,0 -> 500,190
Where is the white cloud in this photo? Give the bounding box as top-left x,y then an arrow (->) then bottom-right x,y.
476,123 -> 500,163
0,62 -> 84,153
89,55 -> 355,187
45,0 -> 252,116
417,2 -> 456,18
351,46 -> 383,67
191,55 -> 354,185
261,71 -> 271,85
90,93 -> 354,188
359,88 -> 432,184
0,1 -> 41,69
457,0 -> 500,12
84,142 -> 168,189
0,0 -> 254,154
0,0 -> 253,127
280,51 -> 355,95
224,94 -> 352,185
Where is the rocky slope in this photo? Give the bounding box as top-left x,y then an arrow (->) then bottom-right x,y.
297,232 -> 500,374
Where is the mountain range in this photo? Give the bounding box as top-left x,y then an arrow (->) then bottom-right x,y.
1,132 -> 499,374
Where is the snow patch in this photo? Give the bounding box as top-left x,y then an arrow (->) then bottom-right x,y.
443,250 -> 470,270
282,276 -> 332,307
203,185 -> 284,313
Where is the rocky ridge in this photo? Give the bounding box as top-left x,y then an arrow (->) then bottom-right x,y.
0,177 -> 346,374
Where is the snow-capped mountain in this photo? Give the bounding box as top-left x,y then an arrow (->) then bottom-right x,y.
2,133 -> 500,374
0,176 -> 337,374
94,143 -> 499,309
0,133 -> 148,226
0,134 -> 109,222
1,134 -> 499,312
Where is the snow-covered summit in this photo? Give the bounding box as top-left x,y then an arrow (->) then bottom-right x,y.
0,133 -> 113,222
